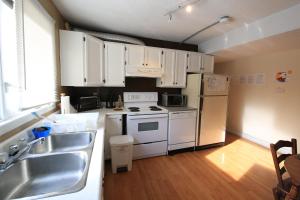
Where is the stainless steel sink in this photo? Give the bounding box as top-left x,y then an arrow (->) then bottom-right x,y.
0,131 -> 96,200
29,132 -> 93,154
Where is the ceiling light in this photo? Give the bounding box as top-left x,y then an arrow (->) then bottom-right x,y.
185,5 -> 192,13
219,16 -> 231,23
164,0 -> 200,21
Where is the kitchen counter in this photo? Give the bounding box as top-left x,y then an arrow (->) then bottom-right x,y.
0,112 -> 106,200
46,112 -> 104,200
161,106 -> 197,112
47,108 -> 128,200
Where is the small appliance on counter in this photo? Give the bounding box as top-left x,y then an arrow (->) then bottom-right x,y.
71,96 -> 101,112
161,93 -> 187,107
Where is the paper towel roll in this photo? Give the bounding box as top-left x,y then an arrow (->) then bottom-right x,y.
61,95 -> 70,114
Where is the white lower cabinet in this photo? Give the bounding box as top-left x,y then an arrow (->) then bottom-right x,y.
157,49 -> 187,88
104,114 -> 123,160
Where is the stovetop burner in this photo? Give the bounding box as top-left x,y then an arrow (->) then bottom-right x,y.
149,106 -> 162,111
128,107 -> 140,112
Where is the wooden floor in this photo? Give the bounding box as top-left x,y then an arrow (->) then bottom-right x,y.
104,134 -> 277,200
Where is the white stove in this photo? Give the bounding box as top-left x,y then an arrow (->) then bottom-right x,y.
123,92 -> 168,115
123,92 -> 168,159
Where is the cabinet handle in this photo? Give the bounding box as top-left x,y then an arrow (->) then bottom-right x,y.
84,78 -> 87,82
176,82 -> 178,85
145,63 -> 148,66
142,63 -> 144,66
103,79 -> 106,83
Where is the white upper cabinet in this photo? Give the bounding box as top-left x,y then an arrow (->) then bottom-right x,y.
187,52 -> 202,73
60,30 -> 104,86
157,49 -> 187,88
104,42 -> 125,87
157,49 -> 176,87
60,30 -> 213,87
202,54 -> 214,73
125,44 -> 145,76
174,50 -> 188,88
144,47 -> 163,69
125,44 -> 163,77
85,35 -> 105,86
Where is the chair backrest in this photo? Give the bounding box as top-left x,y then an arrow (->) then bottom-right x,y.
270,138 -> 297,188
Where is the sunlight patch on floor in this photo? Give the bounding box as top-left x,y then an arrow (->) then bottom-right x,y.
205,139 -> 274,181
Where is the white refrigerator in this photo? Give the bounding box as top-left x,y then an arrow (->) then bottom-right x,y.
182,74 -> 230,147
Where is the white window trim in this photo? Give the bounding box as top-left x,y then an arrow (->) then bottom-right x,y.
0,53 -> 4,120
0,0 -> 58,135
0,103 -> 56,136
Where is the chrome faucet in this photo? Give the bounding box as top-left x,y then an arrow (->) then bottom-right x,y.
0,137 -> 45,171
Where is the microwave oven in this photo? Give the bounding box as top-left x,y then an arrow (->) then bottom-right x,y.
161,94 -> 187,107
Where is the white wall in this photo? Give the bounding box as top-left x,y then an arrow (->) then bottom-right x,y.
215,48 -> 300,148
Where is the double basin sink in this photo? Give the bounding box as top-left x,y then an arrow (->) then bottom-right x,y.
0,131 -> 96,200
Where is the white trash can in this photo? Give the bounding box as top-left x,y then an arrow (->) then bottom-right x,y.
109,135 -> 134,174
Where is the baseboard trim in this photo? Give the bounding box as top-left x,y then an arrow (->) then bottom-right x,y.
226,129 -> 290,154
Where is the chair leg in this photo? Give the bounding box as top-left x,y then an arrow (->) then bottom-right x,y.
273,187 -> 280,200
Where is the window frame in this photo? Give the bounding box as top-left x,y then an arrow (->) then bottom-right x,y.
0,0 -> 58,134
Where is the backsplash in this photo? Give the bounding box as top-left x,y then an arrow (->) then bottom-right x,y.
64,77 -> 181,105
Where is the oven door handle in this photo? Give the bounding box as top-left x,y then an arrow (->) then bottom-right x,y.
127,114 -> 168,120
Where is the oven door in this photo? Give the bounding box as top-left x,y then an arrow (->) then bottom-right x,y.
127,114 -> 168,144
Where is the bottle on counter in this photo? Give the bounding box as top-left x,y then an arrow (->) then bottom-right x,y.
60,93 -> 70,114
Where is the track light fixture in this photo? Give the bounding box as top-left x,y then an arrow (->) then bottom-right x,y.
181,16 -> 232,43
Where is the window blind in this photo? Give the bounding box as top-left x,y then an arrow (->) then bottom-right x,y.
20,0 -> 57,109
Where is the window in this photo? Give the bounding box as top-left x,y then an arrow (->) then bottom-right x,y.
21,0 -> 57,109
0,0 -> 57,122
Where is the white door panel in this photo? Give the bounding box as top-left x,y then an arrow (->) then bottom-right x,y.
203,74 -> 230,96
199,96 -> 228,146
175,51 -> 187,88
84,35 -> 104,86
125,44 -> 144,76
160,49 -> 176,87
202,54 -> 214,73
187,52 -> 201,73
104,42 -> 125,86
144,47 -> 162,69
127,114 -> 168,144
168,111 -> 197,145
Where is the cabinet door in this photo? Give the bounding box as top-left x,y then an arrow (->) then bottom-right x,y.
125,44 -> 144,76
159,49 -> 176,87
144,47 -> 163,69
84,34 -> 104,86
187,52 -> 202,73
202,54 -> 214,73
175,51 -> 187,88
104,42 -> 125,87
105,114 -> 123,160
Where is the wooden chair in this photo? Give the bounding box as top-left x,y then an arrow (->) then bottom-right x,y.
270,138 -> 297,200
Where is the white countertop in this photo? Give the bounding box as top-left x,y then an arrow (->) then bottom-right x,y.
46,112 -> 104,200
46,109 -> 126,200
0,111 -> 107,200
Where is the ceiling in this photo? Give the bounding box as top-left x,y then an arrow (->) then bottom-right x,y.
53,0 -> 300,45
214,29 -> 300,63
